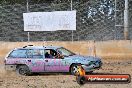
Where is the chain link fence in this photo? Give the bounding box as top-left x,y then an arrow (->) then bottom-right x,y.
0,0 -> 131,41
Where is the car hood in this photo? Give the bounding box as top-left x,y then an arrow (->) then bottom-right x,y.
65,55 -> 100,61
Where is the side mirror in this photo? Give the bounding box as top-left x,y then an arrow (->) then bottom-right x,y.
60,55 -> 64,59
56,53 -> 64,59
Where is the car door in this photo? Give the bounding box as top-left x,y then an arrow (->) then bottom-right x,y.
44,49 -> 69,72
26,49 -> 45,72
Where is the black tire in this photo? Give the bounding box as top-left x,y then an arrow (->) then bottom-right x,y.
16,65 -> 31,76
86,71 -> 93,74
77,76 -> 86,85
70,64 -> 80,75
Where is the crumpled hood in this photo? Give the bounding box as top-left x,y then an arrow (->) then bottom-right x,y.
65,55 -> 100,61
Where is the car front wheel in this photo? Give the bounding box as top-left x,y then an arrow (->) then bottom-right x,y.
70,64 -> 80,75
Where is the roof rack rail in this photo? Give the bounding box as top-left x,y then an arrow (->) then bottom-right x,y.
28,45 -> 33,46
23,45 -> 33,48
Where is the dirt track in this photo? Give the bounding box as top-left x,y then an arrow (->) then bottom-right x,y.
0,58 -> 131,88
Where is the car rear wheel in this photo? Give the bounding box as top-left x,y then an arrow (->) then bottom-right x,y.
16,65 -> 31,76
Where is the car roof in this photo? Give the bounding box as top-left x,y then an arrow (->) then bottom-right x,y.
15,45 -> 62,50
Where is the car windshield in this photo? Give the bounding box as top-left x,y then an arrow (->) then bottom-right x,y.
57,47 -> 75,57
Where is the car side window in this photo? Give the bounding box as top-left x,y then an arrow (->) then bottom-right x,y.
8,49 -> 27,58
27,49 -> 44,59
45,49 -> 57,59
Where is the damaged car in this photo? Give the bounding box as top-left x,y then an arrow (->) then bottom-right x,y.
4,45 -> 102,75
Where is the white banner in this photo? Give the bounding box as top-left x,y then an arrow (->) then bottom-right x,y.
23,11 -> 76,31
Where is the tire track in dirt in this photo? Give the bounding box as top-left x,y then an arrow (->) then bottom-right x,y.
0,59 -> 132,88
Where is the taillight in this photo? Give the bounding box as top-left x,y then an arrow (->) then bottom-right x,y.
4,60 -> 6,64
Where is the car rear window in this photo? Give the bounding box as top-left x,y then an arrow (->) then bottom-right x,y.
8,49 -> 27,58
27,49 -> 44,58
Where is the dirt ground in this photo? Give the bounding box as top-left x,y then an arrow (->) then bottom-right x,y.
0,58 -> 132,88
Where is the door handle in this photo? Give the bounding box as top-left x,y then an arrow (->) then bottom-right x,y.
28,60 -> 31,62
45,60 -> 48,62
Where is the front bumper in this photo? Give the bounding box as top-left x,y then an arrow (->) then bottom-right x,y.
81,61 -> 102,72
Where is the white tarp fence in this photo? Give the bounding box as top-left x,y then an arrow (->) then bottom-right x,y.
23,11 -> 76,31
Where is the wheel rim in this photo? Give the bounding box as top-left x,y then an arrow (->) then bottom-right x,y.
19,68 -> 26,75
71,65 -> 78,75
